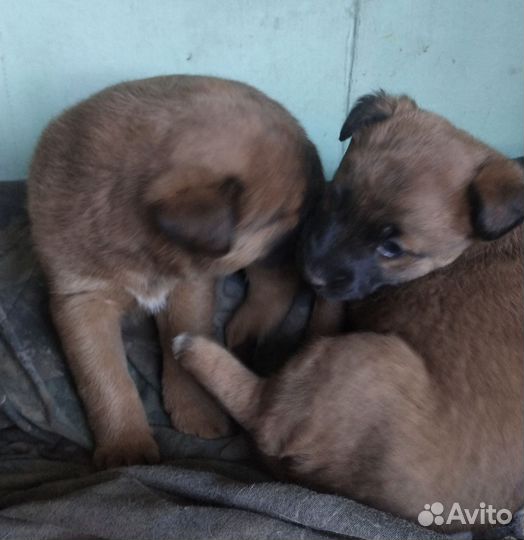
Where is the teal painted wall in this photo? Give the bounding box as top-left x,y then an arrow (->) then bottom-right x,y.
0,0 -> 522,180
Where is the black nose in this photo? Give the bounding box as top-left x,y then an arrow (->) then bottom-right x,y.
330,271 -> 355,288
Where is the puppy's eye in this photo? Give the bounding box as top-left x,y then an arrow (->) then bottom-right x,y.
377,240 -> 403,259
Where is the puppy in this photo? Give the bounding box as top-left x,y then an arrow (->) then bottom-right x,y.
177,92 -> 524,533
28,75 -> 323,467
225,241 -> 318,375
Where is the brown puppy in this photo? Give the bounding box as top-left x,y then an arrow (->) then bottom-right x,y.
28,75 -> 323,467
177,92 -> 524,533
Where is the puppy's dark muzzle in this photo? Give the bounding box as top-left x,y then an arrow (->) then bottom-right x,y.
304,267 -> 351,299
304,260 -> 384,301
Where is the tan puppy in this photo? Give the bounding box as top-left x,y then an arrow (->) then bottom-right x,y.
28,75 -> 323,467
177,92 -> 524,533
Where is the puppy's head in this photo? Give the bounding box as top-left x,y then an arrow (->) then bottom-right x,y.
143,103 -> 324,274
302,91 -> 524,300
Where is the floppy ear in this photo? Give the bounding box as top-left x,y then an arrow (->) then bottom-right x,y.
152,177 -> 243,256
339,90 -> 417,141
468,159 -> 524,241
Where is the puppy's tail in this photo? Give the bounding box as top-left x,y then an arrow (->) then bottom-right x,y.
174,334 -> 266,430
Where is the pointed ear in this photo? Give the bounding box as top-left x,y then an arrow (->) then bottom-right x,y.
151,177 -> 243,256
468,159 -> 524,241
339,90 -> 417,141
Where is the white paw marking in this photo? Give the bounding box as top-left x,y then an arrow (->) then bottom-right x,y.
173,333 -> 191,356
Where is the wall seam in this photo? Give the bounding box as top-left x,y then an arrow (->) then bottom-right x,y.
341,0 -> 361,159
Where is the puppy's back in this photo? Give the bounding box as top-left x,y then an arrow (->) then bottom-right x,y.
28,75 -> 314,283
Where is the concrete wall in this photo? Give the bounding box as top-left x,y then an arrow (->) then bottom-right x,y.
0,0 -> 522,180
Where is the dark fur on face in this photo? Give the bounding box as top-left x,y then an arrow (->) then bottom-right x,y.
302,91 -> 524,300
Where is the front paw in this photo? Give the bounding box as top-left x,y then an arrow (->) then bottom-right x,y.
167,334 -> 234,439
93,430 -> 160,469
168,397 -> 234,439
172,332 -> 194,359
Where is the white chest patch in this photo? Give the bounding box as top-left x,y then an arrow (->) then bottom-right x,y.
132,290 -> 168,314
125,276 -> 175,315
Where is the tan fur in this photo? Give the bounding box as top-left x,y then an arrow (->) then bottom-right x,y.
328,98 -> 523,288
28,75 -> 322,467
227,267 -> 345,359
307,297 -> 345,337
177,95 -> 524,533
226,263 -> 301,351
156,278 -> 233,437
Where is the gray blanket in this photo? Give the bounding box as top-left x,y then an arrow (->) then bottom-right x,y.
0,181 -> 520,540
